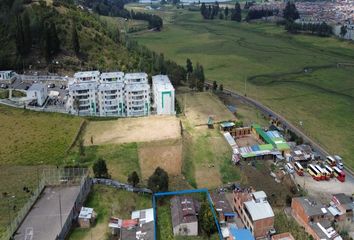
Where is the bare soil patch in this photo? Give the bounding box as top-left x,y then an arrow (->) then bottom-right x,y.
84,115 -> 181,145
138,139 -> 182,180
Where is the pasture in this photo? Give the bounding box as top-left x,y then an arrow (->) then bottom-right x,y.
133,10 -> 354,169
83,115 -> 181,145
177,91 -> 236,126
0,105 -> 82,165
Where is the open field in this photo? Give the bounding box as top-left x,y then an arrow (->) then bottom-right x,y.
68,185 -> 151,240
0,105 -> 82,165
178,91 -> 240,188
139,139 -> 182,180
99,15 -> 148,33
83,115 -> 181,145
177,91 -> 236,126
133,10 -> 354,169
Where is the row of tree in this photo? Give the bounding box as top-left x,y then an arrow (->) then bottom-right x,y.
285,21 -> 332,36
200,2 -> 241,22
186,58 -> 205,91
245,8 -> 278,21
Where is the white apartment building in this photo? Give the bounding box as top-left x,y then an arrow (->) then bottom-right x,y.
73,71 -> 100,82
0,70 -> 17,84
124,73 -> 150,117
100,72 -> 124,82
152,75 -> 175,115
67,71 -> 99,115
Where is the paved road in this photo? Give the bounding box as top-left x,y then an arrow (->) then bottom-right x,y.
14,186 -> 81,240
206,82 -> 354,177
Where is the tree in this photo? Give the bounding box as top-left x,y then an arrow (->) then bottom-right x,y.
219,12 -> 224,20
231,2 -> 241,22
22,11 -> 32,53
72,21 -> 80,56
212,80 -> 218,91
147,167 -> 169,192
283,1 -> 299,22
224,6 -> 229,19
199,200 -> 217,237
219,84 -> 223,91
92,158 -> 109,178
193,63 -> 205,91
186,58 -> 193,73
128,171 -> 140,187
15,16 -> 25,56
200,3 -> 207,19
340,25 -> 347,38
73,97 -> 80,115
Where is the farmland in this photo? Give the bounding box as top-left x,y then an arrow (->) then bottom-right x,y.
133,9 -> 354,169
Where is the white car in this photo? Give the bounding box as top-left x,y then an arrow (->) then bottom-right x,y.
337,161 -> 344,170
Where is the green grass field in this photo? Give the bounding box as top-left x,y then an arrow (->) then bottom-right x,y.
133,10 -> 354,169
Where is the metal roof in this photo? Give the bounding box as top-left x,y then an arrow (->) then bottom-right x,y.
79,207 -> 94,219
244,193 -> 274,221
28,83 -> 46,91
230,227 -> 254,240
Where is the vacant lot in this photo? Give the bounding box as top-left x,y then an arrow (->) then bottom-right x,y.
84,115 -> 181,145
177,91 -> 236,126
139,139 -> 182,180
0,105 -> 82,165
134,10 -> 354,169
69,185 -> 151,240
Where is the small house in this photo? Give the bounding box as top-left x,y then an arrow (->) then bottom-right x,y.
78,207 -> 96,228
27,83 -> 48,106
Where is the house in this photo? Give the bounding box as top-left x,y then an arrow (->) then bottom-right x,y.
26,83 -> 48,106
78,207 -> 96,228
291,197 -> 343,240
170,196 -> 199,236
233,189 -> 275,239
330,193 -> 354,222
121,221 -> 154,240
291,197 -> 329,225
0,70 -> 17,84
152,75 -> 175,115
210,191 -> 236,222
131,208 -> 154,224
124,73 -> 150,117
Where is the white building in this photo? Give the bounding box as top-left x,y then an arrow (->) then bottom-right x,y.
97,82 -> 125,116
26,83 -> 48,106
67,81 -> 98,115
152,75 -> 175,115
0,70 -> 17,83
100,72 -> 124,82
124,73 -> 150,117
74,71 -> 100,82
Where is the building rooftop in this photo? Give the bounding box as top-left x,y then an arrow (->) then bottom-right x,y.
332,193 -> 354,211
125,82 -> 150,91
125,72 -> 148,79
244,198 -> 274,221
131,208 -> 154,224
100,71 -> 124,80
69,81 -> 97,91
294,197 -> 326,217
229,227 -> 254,240
28,83 -> 45,91
152,75 -> 174,91
253,191 -> 267,201
98,82 -> 124,91
74,71 -> 100,79
170,196 -> 199,228
210,191 -> 235,216
121,221 -> 154,240
79,207 -> 94,219
310,220 -> 343,240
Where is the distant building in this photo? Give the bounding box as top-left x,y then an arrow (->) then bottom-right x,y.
233,189 -> 275,239
152,75 -> 175,115
124,73 -> 150,117
0,70 -> 17,84
26,83 -> 48,106
170,195 -> 199,236
78,207 -> 96,228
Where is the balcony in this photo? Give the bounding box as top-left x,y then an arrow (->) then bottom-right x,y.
131,96 -> 144,100
105,95 -> 117,100
131,100 -> 144,106
76,95 -> 89,100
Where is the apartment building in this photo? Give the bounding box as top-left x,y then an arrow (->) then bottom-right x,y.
97,72 -> 125,117
73,71 -> 100,82
233,189 -> 274,239
152,75 -> 175,115
67,81 -> 98,115
124,73 -> 150,117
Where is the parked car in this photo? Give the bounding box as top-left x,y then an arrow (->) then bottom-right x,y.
337,161 -> 344,170
334,155 -> 344,169
48,83 -> 55,88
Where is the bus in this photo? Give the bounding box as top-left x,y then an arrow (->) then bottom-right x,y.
326,156 -> 336,167
286,163 -> 295,174
324,165 -> 334,178
315,165 -> 326,180
307,164 -> 322,181
294,162 -> 304,176
322,168 -> 331,181
333,166 -> 346,182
